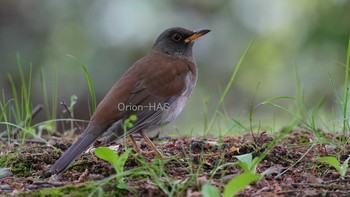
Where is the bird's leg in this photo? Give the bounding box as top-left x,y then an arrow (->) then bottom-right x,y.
139,131 -> 164,159
128,135 -> 142,154
128,134 -> 161,157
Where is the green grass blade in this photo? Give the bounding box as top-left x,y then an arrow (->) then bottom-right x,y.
7,74 -> 20,123
81,64 -> 96,115
254,119 -> 299,169
276,141 -> 317,178
342,36 -> 350,135
328,72 -> 342,110
249,82 -> 261,134
294,65 -> 306,120
16,54 -> 26,121
24,63 -> 33,128
51,65 -> 58,122
205,38 -> 254,134
40,68 -> 50,118
257,96 -> 295,106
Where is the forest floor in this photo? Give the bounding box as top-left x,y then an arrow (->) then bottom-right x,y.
1,129 -> 350,196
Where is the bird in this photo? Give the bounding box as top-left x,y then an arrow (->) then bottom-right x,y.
50,27 -> 210,174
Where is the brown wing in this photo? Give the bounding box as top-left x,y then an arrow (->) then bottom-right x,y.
121,52 -> 193,133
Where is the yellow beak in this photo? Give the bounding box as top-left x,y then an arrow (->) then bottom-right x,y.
185,29 -> 211,42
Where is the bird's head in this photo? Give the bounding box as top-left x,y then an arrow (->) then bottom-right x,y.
152,27 -> 210,58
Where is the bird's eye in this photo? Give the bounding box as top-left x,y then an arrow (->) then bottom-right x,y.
171,33 -> 182,42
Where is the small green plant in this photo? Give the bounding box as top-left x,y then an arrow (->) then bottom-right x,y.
202,172 -> 260,197
68,95 -> 78,116
94,147 -> 131,188
122,115 -> 137,132
234,153 -> 260,174
68,95 -> 78,132
65,54 -> 96,116
315,156 -> 350,178
223,172 -> 261,197
6,55 -> 33,142
1,55 -> 61,145
234,153 -> 275,176
0,93 -> 12,142
204,153 -> 263,196
94,115 -> 138,189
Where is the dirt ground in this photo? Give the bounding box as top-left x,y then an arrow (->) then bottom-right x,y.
1,130 -> 350,196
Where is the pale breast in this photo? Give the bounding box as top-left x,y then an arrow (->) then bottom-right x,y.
163,71 -> 197,123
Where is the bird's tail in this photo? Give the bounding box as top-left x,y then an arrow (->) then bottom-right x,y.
49,124 -> 104,174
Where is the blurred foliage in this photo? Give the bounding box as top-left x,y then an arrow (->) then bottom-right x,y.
0,0 -> 349,135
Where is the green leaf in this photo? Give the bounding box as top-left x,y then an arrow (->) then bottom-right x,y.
116,149 -> 130,174
202,184 -> 220,197
235,153 -> 253,172
39,122 -> 54,132
235,162 -> 250,173
129,114 -> 137,121
251,157 -> 261,173
223,173 -> 261,197
27,128 -> 36,134
70,95 -> 78,108
123,115 -> 138,130
235,154 -> 252,164
117,182 -> 129,189
316,157 -> 341,172
340,155 -> 350,177
95,147 -> 118,169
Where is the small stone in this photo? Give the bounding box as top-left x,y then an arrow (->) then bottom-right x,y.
0,184 -> 12,190
0,168 -> 12,179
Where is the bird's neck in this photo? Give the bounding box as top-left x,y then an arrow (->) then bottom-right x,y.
151,50 -> 195,62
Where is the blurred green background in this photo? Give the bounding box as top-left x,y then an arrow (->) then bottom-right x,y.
1,0 -> 350,136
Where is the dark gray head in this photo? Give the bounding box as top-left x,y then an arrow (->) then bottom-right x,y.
152,27 -> 210,58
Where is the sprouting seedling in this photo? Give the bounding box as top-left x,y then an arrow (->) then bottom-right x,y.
234,153 -> 274,176
94,147 -> 131,188
122,115 -> 138,145
234,153 -> 260,174
205,153 -> 263,196
223,172 -> 261,197
202,172 -> 260,197
69,95 -> 78,113
315,155 -> 350,179
123,115 -> 137,132
210,153 -> 268,180
95,115 -> 137,178
69,95 -> 78,132
60,95 -> 81,133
